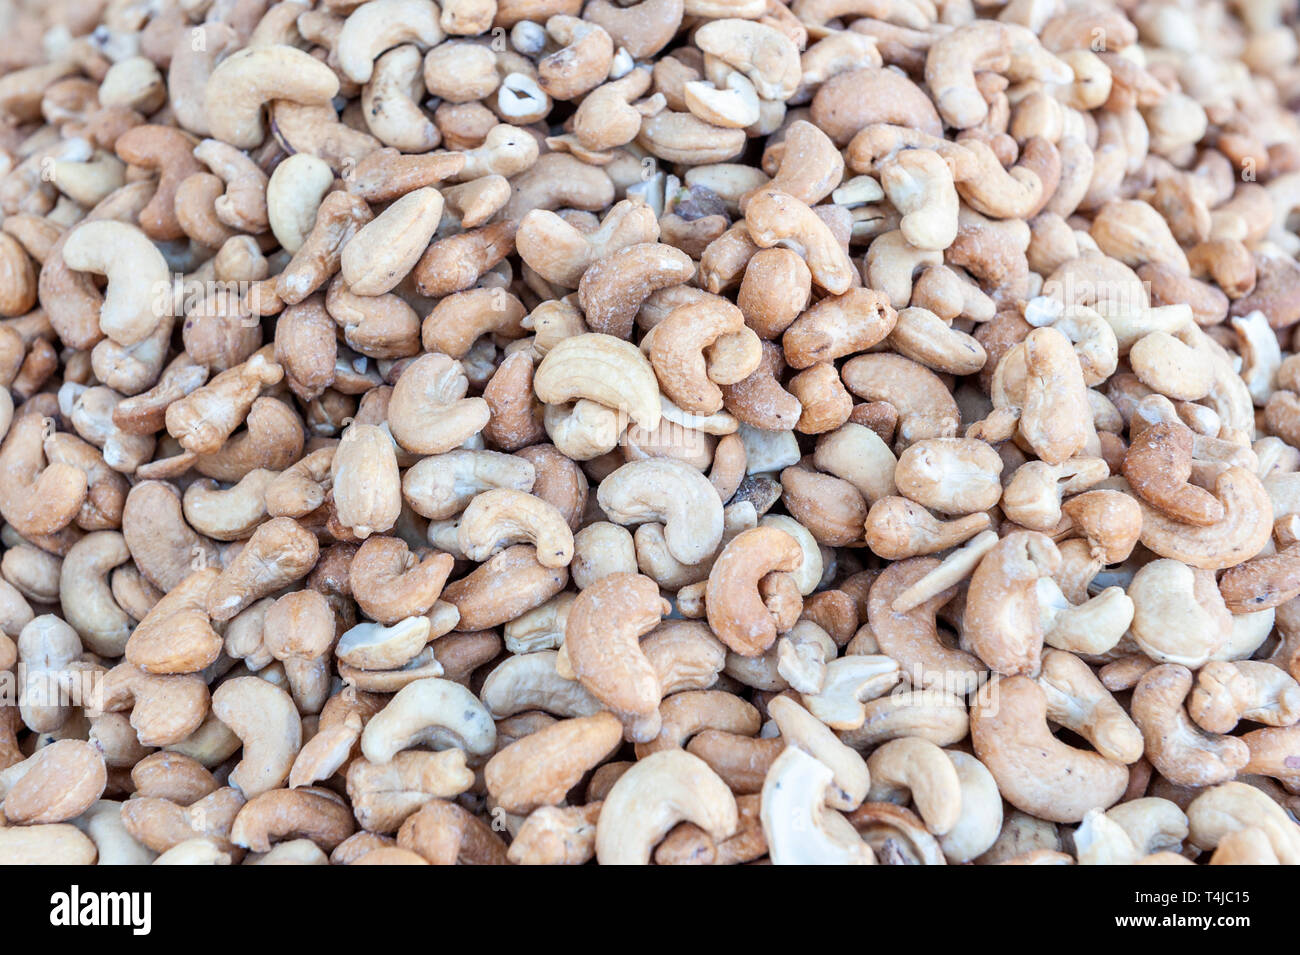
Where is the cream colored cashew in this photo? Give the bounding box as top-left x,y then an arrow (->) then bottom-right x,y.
1106,798 -> 1189,857
360,677 -> 496,764
478,651 -> 605,720
767,695 -> 868,811
597,459 -> 723,566
211,677 -> 302,798
60,221 -> 170,347
336,617 -> 433,672
865,737 -> 961,836
745,187 -> 856,294
1128,559 -> 1230,667
970,675 -> 1128,823
879,148 -> 958,252
337,0 -> 444,84
266,154 -> 334,255
595,749 -> 738,865
694,18 -> 801,102
1132,664 -> 1250,788
939,752 -> 1003,864
801,655 -> 901,730
1035,649 -> 1143,764
1186,782 -> 1300,865
456,489 -> 574,568
1073,808 -> 1140,865
534,333 -> 661,431
1189,660 -> 1300,734
388,354 -> 490,455
402,449 -> 535,521
204,45 -> 341,149
761,746 -> 874,865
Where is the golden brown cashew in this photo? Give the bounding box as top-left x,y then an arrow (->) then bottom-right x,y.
1137,467 -> 1272,570
485,712 -> 623,814
867,558 -> 983,692
125,569 -> 223,675
565,573 -> 668,742
0,405 -> 87,538
705,526 -> 803,656
350,536 -> 454,625
577,243 -> 696,340
744,187 -> 856,294
205,517 -> 321,622
230,788 -> 356,853
841,353 -> 959,451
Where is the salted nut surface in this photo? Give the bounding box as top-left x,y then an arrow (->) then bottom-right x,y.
1,0 -> 1300,867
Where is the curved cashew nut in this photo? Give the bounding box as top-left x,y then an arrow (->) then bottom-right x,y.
1189,660 -> 1300,734
456,488 -> 574,568
565,573 -> 669,742
1036,648 -> 1143,764
767,695 -> 868,810
350,536 -> 455,625
879,148 -> 958,251
694,18 -> 801,102
60,221 -> 170,347
534,333 -> 661,431
597,458 -> 723,566
211,677 -> 302,797
745,187 -> 856,294
387,353 -> 490,455
1128,559 -> 1230,666
337,0 -> 444,84
1132,664 -> 1250,788
402,449 -> 535,521
576,243 -> 696,340
866,737 -> 962,836
705,526 -> 803,656
595,749 -> 738,865
360,677 -> 496,764
204,45 -> 341,149
1136,467 -> 1272,570
1186,782 -> 1300,865
841,353 -> 959,450
970,675 -> 1128,823
478,651 -> 604,720
0,407 -> 87,538
964,531 -> 1060,677
939,752 -> 1003,864
230,788 -> 356,853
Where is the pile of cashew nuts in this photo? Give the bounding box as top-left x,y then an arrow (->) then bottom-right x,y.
1,0 -> 1300,867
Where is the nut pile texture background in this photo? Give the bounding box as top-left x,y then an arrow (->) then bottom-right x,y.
0,0 -> 1300,865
